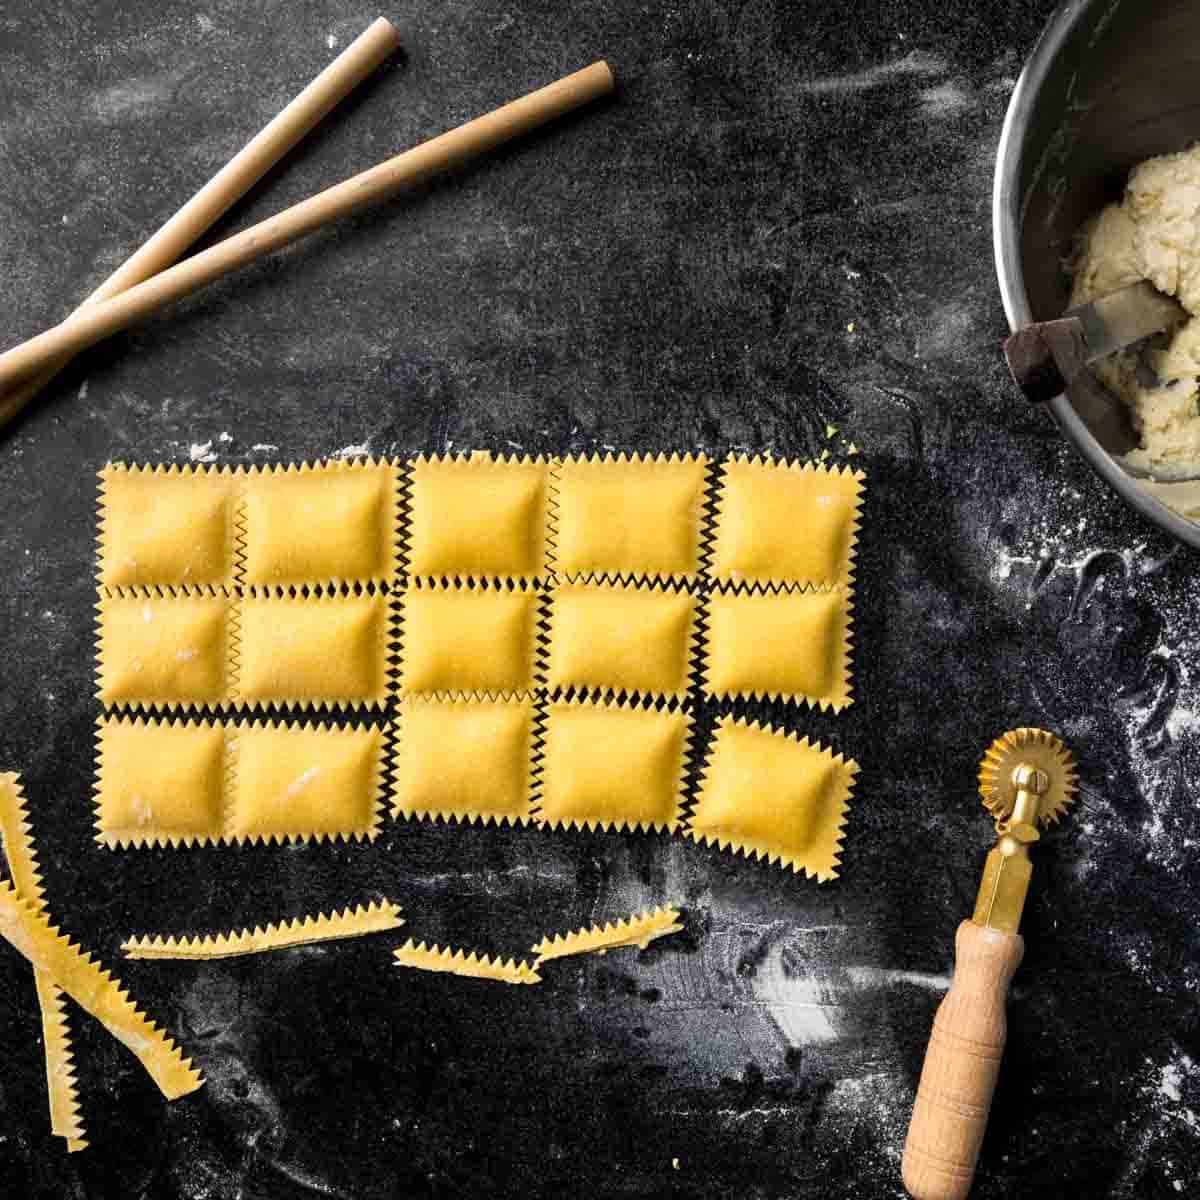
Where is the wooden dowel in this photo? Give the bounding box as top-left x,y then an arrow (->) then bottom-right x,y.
0,17 -> 401,426
0,60 -> 614,405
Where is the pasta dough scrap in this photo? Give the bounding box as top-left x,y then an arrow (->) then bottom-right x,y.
97,589 -> 232,710
98,463 -> 236,590
532,906 -> 683,964
546,580 -> 697,699
123,901 -> 403,960
688,716 -> 858,880
537,699 -> 692,833
1,775 -> 87,1149
399,581 -> 542,698
235,590 -> 391,709
393,940 -> 541,985
228,721 -> 384,843
552,453 -> 709,580
391,697 -> 537,825
405,453 -> 550,580
703,585 -> 853,710
710,456 -> 864,588
239,460 -> 399,588
95,717 -> 227,848
0,881 -> 204,1099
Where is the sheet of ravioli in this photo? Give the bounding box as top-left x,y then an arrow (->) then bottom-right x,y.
546,580 -> 696,699
229,721 -> 384,842
97,590 -> 232,709
552,453 -> 708,580
95,717 -> 226,847
99,464 -> 237,590
537,699 -> 691,832
711,456 -> 864,588
688,716 -> 858,880
240,459 -> 398,588
235,591 -> 391,709
392,697 -> 537,824
406,453 -> 549,580
703,585 -> 853,709
399,581 -> 541,697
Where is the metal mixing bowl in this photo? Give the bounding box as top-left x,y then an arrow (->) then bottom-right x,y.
993,0 -> 1200,549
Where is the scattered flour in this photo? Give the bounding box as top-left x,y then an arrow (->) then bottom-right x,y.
189,440 -> 217,463
333,442 -> 371,459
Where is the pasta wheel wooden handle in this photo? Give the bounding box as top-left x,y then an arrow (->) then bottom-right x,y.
901,920 -> 1024,1200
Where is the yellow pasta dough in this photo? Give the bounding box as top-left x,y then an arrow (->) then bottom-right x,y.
1,776 -> 86,1148
235,591 -> 391,709
393,940 -> 541,985
711,456 -> 864,588
552,453 -> 708,580
703,586 -> 853,709
99,463 -> 236,590
537,699 -> 691,832
546,581 -> 697,698
95,717 -> 226,847
123,901 -> 403,959
399,582 -> 541,697
688,716 -> 857,880
97,590 -> 231,709
532,907 -> 683,963
229,721 -> 384,842
240,460 -> 398,587
392,697 -> 536,824
406,453 -> 549,579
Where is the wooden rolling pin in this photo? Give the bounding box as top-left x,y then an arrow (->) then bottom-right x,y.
0,17 -> 401,427
0,61 -> 614,405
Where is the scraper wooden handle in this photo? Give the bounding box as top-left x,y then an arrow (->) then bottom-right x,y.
0,16 -> 401,428
0,61 -> 614,399
901,920 -> 1024,1200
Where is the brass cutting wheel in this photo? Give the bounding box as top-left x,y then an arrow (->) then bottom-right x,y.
978,726 -> 1078,828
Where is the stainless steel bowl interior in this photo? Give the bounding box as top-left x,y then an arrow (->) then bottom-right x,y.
993,0 -> 1200,548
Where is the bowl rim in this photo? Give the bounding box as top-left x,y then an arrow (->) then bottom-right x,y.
992,0 -> 1200,550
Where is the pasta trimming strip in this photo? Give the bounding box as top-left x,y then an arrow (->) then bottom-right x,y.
123,901 -> 403,960
393,940 -> 541,985
0,775 -> 86,1150
532,907 -> 683,964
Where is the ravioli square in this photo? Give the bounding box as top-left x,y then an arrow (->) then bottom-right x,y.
537,699 -> 691,832
228,722 -> 383,841
95,717 -> 225,846
392,697 -> 536,824
97,591 -> 231,708
99,464 -> 236,589
553,454 -> 708,580
240,460 -> 397,587
711,457 -> 864,588
235,592 -> 391,708
406,454 -> 549,579
703,587 -> 853,710
688,716 -> 857,880
547,581 -> 696,698
399,582 -> 540,697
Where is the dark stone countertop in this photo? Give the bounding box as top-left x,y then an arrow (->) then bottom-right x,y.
2,2 -> 1199,1197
